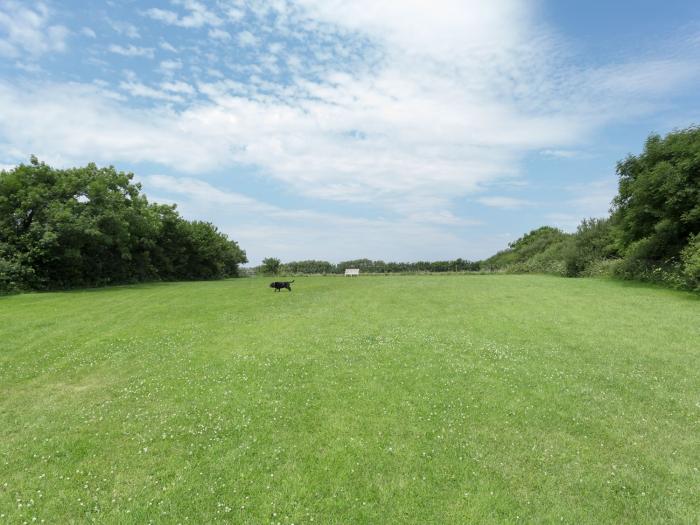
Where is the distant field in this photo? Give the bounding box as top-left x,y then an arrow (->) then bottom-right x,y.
1,275 -> 699,523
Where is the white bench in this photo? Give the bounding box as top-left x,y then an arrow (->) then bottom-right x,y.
344,268 -> 360,277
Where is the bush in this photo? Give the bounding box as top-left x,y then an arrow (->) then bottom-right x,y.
578,258 -> 622,278
0,255 -> 27,294
681,234 -> 700,290
563,218 -> 618,277
482,226 -> 571,275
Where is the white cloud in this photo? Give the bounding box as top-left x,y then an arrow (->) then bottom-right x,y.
160,41 -> 178,53
237,30 -> 258,47
159,59 -> 182,74
108,19 -> 141,39
477,196 -> 534,210
143,1 -> 222,28
108,44 -> 154,58
142,8 -> 180,26
590,60 -> 699,98
298,0 -> 531,60
209,28 -> 231,41
224,6 -> 245,22
119,81 -> 183,103
0,82 -> 207,169
161,81 -> 195,95
0,1 -> 69,58
81,27 -> 97,39
540,149 -> 580,159
14,61 -> 43,74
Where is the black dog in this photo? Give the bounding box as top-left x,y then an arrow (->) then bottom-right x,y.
269,280 -> 294,292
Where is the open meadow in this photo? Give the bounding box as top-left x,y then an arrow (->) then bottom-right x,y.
1,274 -> 699,523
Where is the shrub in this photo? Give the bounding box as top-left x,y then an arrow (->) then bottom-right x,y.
681,234 -> 700,290
563,218 -> 618,277
578,258 -> 622,278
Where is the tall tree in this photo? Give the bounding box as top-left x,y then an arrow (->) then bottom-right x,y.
612,127 -> 700,268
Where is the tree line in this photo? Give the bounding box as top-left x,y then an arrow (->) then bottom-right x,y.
0,158 -> 247,293
256,257 -> 482,276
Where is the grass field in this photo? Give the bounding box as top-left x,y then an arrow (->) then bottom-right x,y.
1,275 -> 699,523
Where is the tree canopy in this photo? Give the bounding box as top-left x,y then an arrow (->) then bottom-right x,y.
0,158 -> 246,292
612,127 -> 700,269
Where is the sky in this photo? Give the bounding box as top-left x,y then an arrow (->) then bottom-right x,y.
1,1 -> 699,264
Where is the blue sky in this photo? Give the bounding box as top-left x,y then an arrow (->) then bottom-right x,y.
1,1 -> 699,264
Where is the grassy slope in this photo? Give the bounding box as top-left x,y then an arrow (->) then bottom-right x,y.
1,275 -> 698,523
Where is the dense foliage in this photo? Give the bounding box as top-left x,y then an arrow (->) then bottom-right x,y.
0,158 -> 247,293
482,227 -> 573,275
482,127 -> 700,290
611,128 -> 700,285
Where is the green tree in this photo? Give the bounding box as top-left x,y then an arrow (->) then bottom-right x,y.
261,257 -> 281,275
612,127 -> 700,275
563,217 -> 618,277
0,158 -> 247,292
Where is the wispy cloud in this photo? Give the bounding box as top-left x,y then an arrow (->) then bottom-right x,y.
142,1 -> 222,29
540,149 -> 581,159
237,30 -> 258,47
0,1 -> 69,58
159,59 -> 182,74
208,28 -> 231,41
108,44 -> 154,58
160,41 -> 178,53
477,196 -> 534,210
119,81 -> 184,103
161,80 -> 195,95
107,18 -> 141,39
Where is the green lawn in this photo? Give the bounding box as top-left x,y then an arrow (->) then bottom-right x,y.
1,275 -> 699,523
